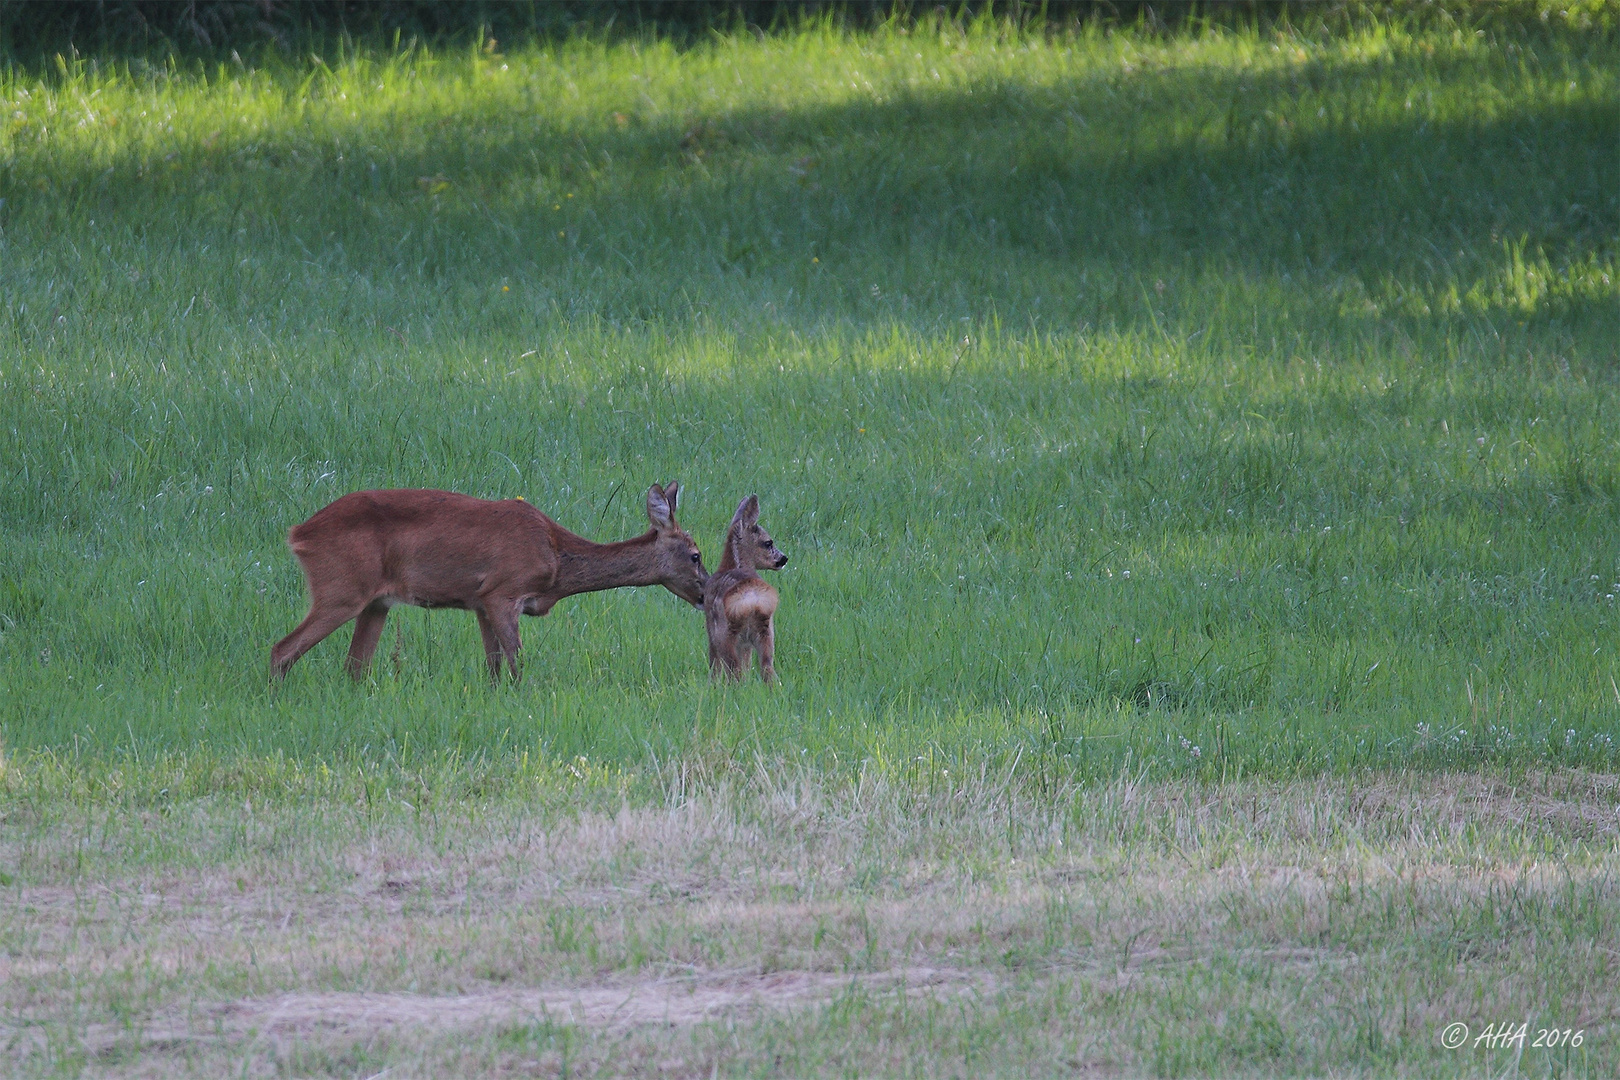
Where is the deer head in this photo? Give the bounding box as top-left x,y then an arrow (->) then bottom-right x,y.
646,481 -> 708,607
723,494 -> 789,572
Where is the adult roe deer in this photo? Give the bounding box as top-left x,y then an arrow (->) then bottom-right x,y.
270,483 -> 706,682
704,494 -> 788,682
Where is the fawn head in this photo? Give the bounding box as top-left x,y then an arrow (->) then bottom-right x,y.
723,494 -> 789,572
646,481 -> 708,607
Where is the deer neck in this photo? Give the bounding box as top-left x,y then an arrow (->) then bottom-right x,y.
551,529 -> 664,597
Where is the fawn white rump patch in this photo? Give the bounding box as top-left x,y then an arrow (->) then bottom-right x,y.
723,581 -> 779,622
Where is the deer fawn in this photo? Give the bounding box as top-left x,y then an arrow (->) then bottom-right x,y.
270,483 -> 706,682
704,495 -> 789,682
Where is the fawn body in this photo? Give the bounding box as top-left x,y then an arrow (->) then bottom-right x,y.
271,483 -> 705,681
704,495 -> 788,682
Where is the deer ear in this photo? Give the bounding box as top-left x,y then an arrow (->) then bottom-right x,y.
646,484 -> 675,530
664,481 -> 680,513
736,494 -> 760,526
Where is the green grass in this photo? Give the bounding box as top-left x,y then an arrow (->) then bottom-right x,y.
3,17 -> 1618,780
2,12 -> 1620,1076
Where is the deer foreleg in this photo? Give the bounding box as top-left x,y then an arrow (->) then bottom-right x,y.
474,609 -> 504,682
485,598 -> 524,682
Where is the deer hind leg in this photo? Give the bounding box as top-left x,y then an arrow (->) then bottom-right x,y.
756,615 -> 776,684
344,600 -> 390,680
710,625 -> 744,681
271,598 -> 370,679
706,609 -> 737,681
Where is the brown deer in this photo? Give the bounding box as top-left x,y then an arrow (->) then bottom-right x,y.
704,494 -> 788,682
270,483 -> 706,682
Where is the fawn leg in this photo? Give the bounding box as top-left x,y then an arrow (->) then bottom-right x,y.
707,628 -> 730,680
271,599 -> 368,679
757,616 -> 776,684
717,626 -> 745,681
706,611 -> 737,681
345,600 -> 390,679
718,651 -> 743,681
709,640 -> 743,681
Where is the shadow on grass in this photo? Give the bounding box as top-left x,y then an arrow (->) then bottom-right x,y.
3,36 -> 1615,335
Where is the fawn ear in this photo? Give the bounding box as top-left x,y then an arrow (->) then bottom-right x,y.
646,484 -> 676,530
663,481 -> 680,514
732,494 -> 760,528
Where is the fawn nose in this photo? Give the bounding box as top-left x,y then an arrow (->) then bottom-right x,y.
776,554 -> 789,568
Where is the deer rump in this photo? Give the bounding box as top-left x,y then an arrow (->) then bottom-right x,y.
716,577 -> 779,622
707,569 -> 779,632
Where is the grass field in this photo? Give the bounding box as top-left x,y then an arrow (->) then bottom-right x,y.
1,10 -> 1619,1076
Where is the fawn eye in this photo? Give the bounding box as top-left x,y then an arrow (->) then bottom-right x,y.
761,539 -> 774,549
690,552 -> 701,563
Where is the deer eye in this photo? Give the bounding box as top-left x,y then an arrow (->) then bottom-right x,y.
761,539 -> 774,549
690,552 -> 701,563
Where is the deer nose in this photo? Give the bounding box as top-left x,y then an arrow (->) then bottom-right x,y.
776,554 -> 789,568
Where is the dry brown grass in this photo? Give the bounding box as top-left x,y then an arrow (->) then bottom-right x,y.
2,764 -> 1618,1077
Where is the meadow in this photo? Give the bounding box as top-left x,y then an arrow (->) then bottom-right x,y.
1,10 -> 1618,1076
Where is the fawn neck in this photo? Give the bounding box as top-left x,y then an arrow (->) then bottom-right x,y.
551,529 -> 664,597
717,527 -> 747,573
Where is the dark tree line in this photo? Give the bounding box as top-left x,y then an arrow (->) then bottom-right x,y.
0,1 -> 1607,60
